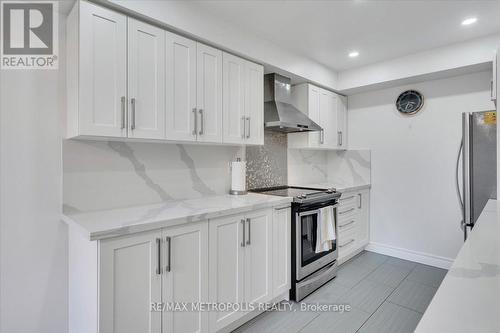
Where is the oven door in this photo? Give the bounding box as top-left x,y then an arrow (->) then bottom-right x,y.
296,204 -> 338,281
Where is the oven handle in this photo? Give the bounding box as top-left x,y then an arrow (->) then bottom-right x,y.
297,203 -> 338,216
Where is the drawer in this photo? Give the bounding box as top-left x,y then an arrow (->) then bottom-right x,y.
338,193 -> 358,207
338,228 -> 357,257
337,205 -> 358,220
337,216 -> 357,234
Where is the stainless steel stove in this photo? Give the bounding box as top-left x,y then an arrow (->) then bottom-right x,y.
251,186 -> 341,301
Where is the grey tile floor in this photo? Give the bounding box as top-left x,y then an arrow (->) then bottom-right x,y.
233,251 -> 447,333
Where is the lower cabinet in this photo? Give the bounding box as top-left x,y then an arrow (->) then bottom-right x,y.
99,222 -> 208,333
337,189 -> 370,264
69,205 -> 290,333
208,208 -> 273,332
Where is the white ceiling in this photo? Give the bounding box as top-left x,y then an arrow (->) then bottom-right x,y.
193,0 -> 500,71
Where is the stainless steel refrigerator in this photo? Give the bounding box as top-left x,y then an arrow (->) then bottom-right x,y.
457,111 -> 497,240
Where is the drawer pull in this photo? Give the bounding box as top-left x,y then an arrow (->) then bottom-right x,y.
339,220 -> 355,228
339,239 -> 355,248
339,207 -> 355,215
339,195 -> 355,201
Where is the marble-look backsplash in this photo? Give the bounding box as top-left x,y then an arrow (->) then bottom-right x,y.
327,150 -> 371,185
63,140 -> 243,212
288,149 -> 371,187
246,131 -> 287,189
288,149 -> 328,185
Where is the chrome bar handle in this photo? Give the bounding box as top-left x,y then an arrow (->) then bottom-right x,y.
199,109 -> 204,135
156,238 -> 162,275
120,96 -> 126,129
338,131 -> 343,146
358,193 -> 362,209
339,220 -> 355,228
320,129 -> 324,144
130,98 -> 136,130
246,218 -> 251,245
165,236 -> 171,272
246,117 -> 250,139
339,239 -> 355,248
241,219 -> 246,247
192,108 -> 197,136
241,116 -> 246,139
339,207 -> 355,215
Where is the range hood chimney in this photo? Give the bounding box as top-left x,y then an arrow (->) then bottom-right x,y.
264,73 -> 322,133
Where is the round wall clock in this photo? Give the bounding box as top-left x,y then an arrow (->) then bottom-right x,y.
396,90 -> 424,115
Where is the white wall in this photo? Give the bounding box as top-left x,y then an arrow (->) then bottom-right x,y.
348,71 -> 495,264
0,13 -> 67,333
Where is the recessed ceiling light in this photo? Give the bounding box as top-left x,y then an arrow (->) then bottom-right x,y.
349,51 -> 359,58
461,17 -> 477,26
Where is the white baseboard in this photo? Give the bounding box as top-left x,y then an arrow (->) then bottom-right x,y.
365,242 -> 454,269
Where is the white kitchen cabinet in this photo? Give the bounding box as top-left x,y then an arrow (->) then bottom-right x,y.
68,2 -> 262,146
272,206 -> 291,297
196,43 -> 223,143
288,83 -> 347,150
165,33 -> 223,143
337,189 -> 370,264
208,208 -> 273,332
70,1 -> 127,138
208,213 -> 246,331
78,221 -> 208,333
165,32 -> 197,142
222,52 -> 264,145
128,19 -> 165,139
245,61 -> 264,145
244,209 -> 272,305
337,95 -> 348,149
162,223 -> 209,333
99,230 -> 162,333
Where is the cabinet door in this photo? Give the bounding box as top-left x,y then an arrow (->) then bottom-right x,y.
196,43 -> 223,143
337,95 -> 348,149
356,190 -> 370,248
165,32 -> 197,141
244,209 -> 272,305
208,214 -> 245,331
245,61 -> 264,145
79,1 -> 127,137
319,90 -> 338,148
222,53 -> 246,144
162,222 -> 208,333
128,19 -> 165,139
308,85 -> 322,147
99,230 -> 162,333
272,207 -> 291,297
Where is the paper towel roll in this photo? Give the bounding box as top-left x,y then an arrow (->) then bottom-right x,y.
230,159 -> 247,195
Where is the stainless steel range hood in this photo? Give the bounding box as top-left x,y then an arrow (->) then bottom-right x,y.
264,73 -> 322,133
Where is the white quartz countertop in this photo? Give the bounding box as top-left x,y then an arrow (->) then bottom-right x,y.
416,199 -> 500,332
290,181 -> 371,193
62,193 -> 292,241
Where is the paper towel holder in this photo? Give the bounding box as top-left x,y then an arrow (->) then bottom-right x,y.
229,158 -> 248,195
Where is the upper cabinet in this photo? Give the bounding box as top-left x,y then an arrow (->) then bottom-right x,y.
288,83 -> 348,150
128,19 -> 166,139
222,53 -> 264,145
71,2 -> 127,138
67,1 -> 262,146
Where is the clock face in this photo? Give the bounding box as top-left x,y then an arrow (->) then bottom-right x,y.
396,90 -> 424,115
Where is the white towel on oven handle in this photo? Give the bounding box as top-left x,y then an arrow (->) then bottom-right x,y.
315,206 -> 336,253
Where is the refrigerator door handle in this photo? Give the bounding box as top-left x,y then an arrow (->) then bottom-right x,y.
462,113 -> 472,241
